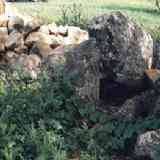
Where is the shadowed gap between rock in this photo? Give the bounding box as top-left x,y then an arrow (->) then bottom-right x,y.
100,75 -> 151,106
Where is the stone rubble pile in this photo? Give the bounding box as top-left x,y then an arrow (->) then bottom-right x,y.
0,14 -> 88,78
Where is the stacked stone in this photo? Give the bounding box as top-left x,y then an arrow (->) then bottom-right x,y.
0,15 -> 88,78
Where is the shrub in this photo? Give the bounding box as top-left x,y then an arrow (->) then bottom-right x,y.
1,68 -> 160,159
57,3 -> 88,29
156,0 -> 160,10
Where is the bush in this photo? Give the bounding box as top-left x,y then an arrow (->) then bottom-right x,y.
156,0 -> 160,10
57,3 -> 88,29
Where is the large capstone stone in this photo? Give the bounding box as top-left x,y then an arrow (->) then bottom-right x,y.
65,12 -> 154,106
88,12 -> 153,81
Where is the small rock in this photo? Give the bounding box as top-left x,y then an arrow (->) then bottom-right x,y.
0,15 -> 9,27
65,26 -> 89,44
5,51 -> 18,64
39,25 -> 49,34
135,129 -> 160,159
49,35 -> 63,49
47,45 -> 76,67
12,54 -> 41,79
24,54 -> 41,71
49,25 -> 67,36
5,31 -> 24,50
14,44 -> 28,55
0,27 -> 8,52
24,19 -> 41,37
0,0 -> 5,16
30,40 -> 53,58
145,69 -> 160,88
25,32 -> 52,47
8,16 -> 24,33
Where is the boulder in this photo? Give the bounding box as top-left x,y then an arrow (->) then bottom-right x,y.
65,39 -> 100,104
8,16 -> 24,33
135,129 -> 160,159
5,31 -> 24,51
88,12 -> 153,81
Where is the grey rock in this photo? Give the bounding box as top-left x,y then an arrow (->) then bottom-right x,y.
135,129 -> 160,159
8,16 -> 24,33
5,31 -> 24,50
88,12 -> 153,81
65,39 -> 100,104
153,41 -> 160,69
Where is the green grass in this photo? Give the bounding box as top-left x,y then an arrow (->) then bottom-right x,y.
12,0 -> 160,29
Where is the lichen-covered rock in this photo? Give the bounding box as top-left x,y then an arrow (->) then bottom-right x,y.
135,129 -> 160,159
65,39 -> 100,104
88,12 -> 153,81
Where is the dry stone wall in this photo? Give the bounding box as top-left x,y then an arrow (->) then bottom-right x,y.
0,15 -> 88,78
